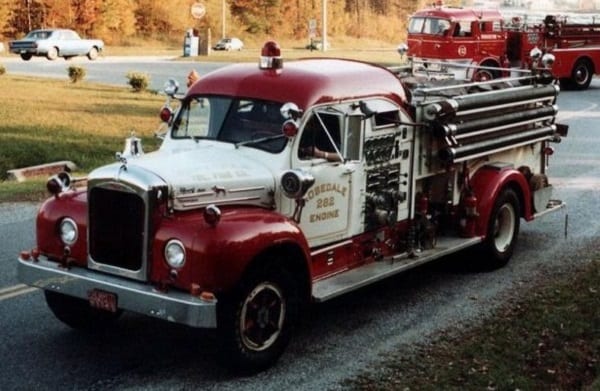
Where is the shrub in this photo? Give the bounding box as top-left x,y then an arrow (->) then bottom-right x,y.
67,65 -> 86,83
126,71 -> 150,92
0,64 -> 6,75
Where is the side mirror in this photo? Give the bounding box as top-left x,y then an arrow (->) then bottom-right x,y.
163,78 -> 180,97
397,43 -> 408,58
280,102 -> 302,120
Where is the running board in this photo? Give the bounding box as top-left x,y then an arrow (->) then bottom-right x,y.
312,236 -> 483,302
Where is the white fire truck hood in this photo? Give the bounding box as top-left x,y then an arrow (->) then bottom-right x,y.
94,146 -> 276,211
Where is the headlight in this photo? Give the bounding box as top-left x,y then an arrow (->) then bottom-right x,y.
59,218 -> 78,245
164,239 -> 186,269
281,169 -> 315,199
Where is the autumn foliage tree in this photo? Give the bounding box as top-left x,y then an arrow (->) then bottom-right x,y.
0,0 -> 457,46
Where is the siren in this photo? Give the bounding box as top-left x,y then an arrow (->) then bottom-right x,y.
259,41 -> 283,70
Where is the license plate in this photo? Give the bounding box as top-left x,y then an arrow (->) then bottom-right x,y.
88,289 -> 118,313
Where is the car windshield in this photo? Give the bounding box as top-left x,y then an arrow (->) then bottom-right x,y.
171,96 -> 288,153
408,17 -> 451,35
26,30 -> 52,39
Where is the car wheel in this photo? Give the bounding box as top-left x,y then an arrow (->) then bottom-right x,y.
87,47 -> 99,60
46,47 -> 58,60
44,290 -> 122,331
20,53 -> 32,61
217,263 -> 300,373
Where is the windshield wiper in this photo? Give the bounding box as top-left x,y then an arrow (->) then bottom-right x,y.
235,134 -> 285,148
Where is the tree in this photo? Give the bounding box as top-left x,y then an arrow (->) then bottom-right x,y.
0,0 -> 17,36
93,0 -> 136,44
73,0 -> 99,36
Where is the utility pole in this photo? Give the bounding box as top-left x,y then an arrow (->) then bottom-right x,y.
322,0 -> 327,52
26,0 -> 32,31
222,0 -> 226,38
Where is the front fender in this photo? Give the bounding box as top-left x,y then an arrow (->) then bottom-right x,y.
152,206 -> 311,294
36,190 -> 88,265
470,165 -> 531,235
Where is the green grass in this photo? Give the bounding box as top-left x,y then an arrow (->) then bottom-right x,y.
342,260 -> 600,390
0,75 -> 164,201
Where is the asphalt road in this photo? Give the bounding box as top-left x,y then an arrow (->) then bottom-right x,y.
1,54 -> 226,91
0,63 -> 599,390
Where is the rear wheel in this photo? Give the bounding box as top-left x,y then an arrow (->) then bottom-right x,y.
570,59 -> 593,90
482,188 -> 520,270
44,290 -> 122,331
46,47 -> 58,60
20,53 -> 32,61
87,47 -> 99,60
217,263 -> 299,373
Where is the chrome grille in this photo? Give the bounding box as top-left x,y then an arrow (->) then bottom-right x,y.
89,187 -> 145,271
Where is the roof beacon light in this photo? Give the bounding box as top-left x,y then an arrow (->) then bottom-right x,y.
259,41 -> 283,70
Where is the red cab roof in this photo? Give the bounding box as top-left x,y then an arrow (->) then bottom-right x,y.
188,59 -> 406,110
412,7 -> 503,22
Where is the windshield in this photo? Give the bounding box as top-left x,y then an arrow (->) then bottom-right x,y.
408,17 -> 451,35
171,96 -> 288,153
26,30 -> 52,39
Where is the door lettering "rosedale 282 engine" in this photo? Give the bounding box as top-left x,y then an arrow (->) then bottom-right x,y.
306,181 -> 347,223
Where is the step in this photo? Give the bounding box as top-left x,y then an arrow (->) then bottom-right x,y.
312,236 -> 482,302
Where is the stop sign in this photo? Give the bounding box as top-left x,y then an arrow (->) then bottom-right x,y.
191,3 -> 206,19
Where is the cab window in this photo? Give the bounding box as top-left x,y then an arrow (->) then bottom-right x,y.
299,112 -> 342,160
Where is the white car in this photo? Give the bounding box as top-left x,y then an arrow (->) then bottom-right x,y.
213,37 -> 244,51
9,28 -> 104,61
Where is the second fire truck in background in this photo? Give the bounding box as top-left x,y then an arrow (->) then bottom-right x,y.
404,3 -> 600,89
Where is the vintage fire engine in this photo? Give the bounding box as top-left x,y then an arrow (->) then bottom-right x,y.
18,41 -> 567,372
404,2 -> 600,89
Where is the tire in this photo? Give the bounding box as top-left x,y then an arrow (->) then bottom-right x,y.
473,63 -> 499,82
217,264 -> 299,373
20,53 -> 32,61
87,47 -> 99,60
482,188 -> 521,269
570,59 -> 593,90
473,69 -> 495,82
44,290 -> 122,331
46,47 -> 58,61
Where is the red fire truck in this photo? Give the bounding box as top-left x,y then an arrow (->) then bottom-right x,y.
18,41 -> 567,372
404,3 -> 600,89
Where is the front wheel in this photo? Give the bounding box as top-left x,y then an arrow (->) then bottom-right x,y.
46,47 -> 58,60
44,290 -> 122,331
217,265 -> 299,373
20,53 -> 32,61
482,188 -> 520,270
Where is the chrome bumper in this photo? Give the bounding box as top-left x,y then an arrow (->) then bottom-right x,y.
17,256 -> 217,328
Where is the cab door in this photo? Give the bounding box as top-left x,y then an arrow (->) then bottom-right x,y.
292,109 -> 357,247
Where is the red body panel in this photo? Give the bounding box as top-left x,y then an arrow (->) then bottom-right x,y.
151,207 -> 311,293
469,166 -> 532,236
549,48 -> 600,79
36,190 -> 88,266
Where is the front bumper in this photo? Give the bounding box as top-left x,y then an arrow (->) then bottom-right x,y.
18,255 -> 217,328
